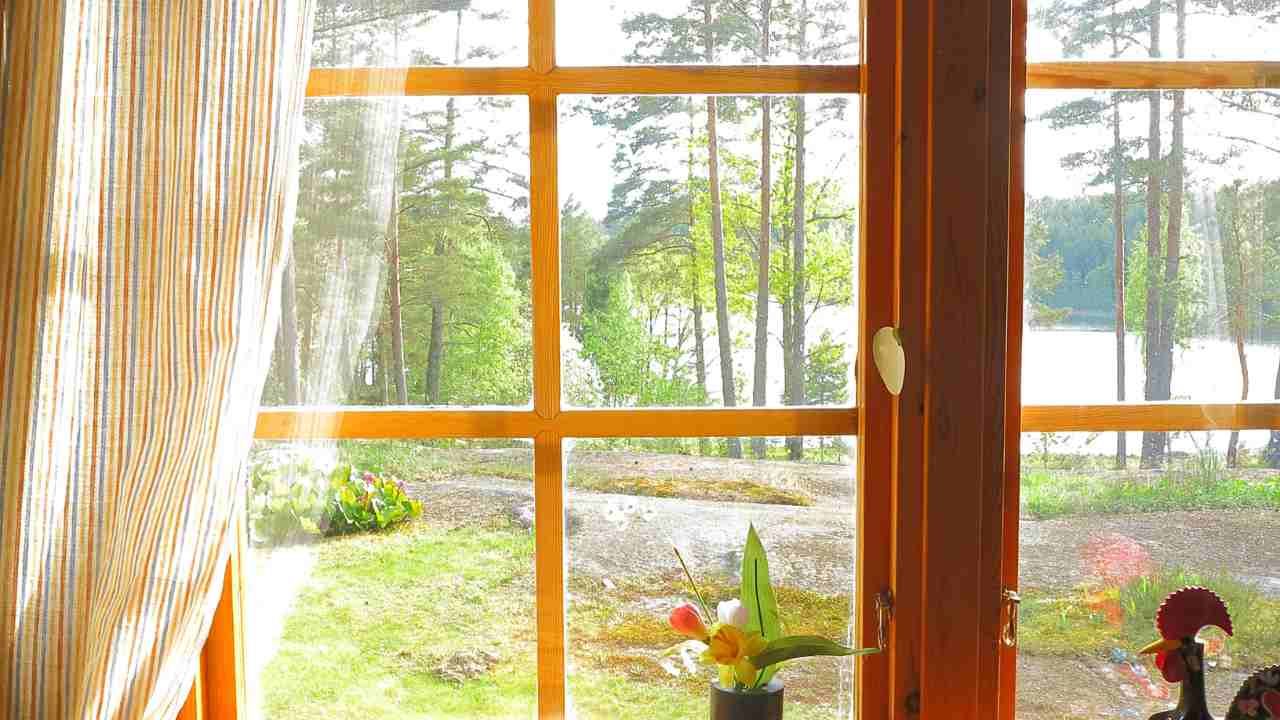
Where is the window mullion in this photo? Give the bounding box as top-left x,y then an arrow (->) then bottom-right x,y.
532,432 -> 566,719
530,88 -> 561,420
528,18 -> 565,701
530,0 -> 555,73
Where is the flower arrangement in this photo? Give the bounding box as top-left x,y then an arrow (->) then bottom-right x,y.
666,525 -> 878,697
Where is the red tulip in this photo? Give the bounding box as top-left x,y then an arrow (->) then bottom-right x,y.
669,603 -> 708,640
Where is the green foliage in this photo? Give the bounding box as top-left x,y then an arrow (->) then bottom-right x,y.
1020,453 -> 1280,519
247,450 -> 422,543
751,635 -> 868,669
1124,221 -> 1205,350
1117,569 -> 1280,667
260,523 -> 538,719
249,453 -> 327,544
740,525 -> 782,646
1019,568 -> 1280,667
804,332 -> 850,406
1025,215 -> 1071,326
1026,195 -> 1146,323
325,465 -> 424,536
733,524 -> 863,689
262,522 -> 853,720
1215,179 -> 1280,342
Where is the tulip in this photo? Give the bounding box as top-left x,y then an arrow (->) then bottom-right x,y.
702,624 -> 768,687
717,598 -> 749,629
669,603 -> 708,641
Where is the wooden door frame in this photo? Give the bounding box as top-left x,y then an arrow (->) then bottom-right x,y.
878,0 -> 1018,717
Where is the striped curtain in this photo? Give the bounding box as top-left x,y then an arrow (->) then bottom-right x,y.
0,2 -> 314,718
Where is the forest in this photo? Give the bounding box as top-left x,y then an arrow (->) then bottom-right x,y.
262,0 -> 1280,469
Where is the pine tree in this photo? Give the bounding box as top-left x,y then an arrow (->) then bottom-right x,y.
1037,0 -> 1148,467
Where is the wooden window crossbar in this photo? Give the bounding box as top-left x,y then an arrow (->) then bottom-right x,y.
1027,60 -> 1280,89
252,407 -> 861,439
304,64 -> 863,97
301,60 -> 1280,100
251,402 -> 1280,441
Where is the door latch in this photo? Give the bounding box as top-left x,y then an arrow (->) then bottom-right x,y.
1002,588 -> 1021,647
875,589 -> 894,651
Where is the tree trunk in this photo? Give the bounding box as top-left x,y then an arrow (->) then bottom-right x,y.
751,3 -> 774,459
704,0 -> 742,459
1227,192 -> 1250,467
299,302 -> 313,401
708,97 -> 740,459
426,11 -> 465,405
386,175 -> 409,404
278,255 -> 301,404
785,1 -> 810,461
1139,0 -> 1166,468
426,280 -> 446,404
1228,311 -> 1248,466
1111,91 -> 1127,468
1265,361 -> 1280,467
377,317 -> 391,403
689,107 -> 711,456
1152,0 -> 1187,466
787,90 -> 808,461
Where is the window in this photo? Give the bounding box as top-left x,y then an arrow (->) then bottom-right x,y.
1008,2 -> 1280,718
212,1 -> 884,718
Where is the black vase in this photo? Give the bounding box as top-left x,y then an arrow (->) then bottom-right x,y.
710,681 -> 784,720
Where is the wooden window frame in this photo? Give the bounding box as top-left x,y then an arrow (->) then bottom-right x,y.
191,1 -> 884,719
189,1 -> 1280,718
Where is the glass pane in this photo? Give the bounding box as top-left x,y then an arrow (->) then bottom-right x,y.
262,96 -> 532,408
1020,88 -> 1280,718
556,0 -> 858,66
242,439 -> 536,719
1025,89 -> 1280,414
1028,0 -> 1279,61
311,1 -> 526,67
1014,431 -> 1280,720
564,436 -> 859,719
559,95 -> 859,415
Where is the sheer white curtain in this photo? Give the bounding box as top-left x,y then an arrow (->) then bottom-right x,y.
0,2 -> 314,717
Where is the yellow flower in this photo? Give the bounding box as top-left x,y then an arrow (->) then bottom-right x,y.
702,624 -> 768,687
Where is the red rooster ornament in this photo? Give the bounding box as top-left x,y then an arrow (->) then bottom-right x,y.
1139,587 -> 1233,720
1224,666 -> 1280,720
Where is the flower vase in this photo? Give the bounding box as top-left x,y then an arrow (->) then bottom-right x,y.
710,680 -> 784,720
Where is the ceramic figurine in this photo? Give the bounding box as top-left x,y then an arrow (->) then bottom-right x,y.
1224,665 -> 1280,720
1139,587 -> 1234,720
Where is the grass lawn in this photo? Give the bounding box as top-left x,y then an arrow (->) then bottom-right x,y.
1019,568 -> 1280,668
1021,466 -> 1280,519
258,518 -> 856,719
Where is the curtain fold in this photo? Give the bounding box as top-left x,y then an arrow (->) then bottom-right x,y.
0,2 -> 314,717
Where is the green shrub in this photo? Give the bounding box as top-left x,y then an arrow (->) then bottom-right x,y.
248,451 -> 421,543
249,452 -> 328,544
324,465 -> 423,535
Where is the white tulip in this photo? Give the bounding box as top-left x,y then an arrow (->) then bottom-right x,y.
717,598 -> 749,628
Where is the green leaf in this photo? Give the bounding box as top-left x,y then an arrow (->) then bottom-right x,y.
740,524 -> 780,643
750,635 -> 879,669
